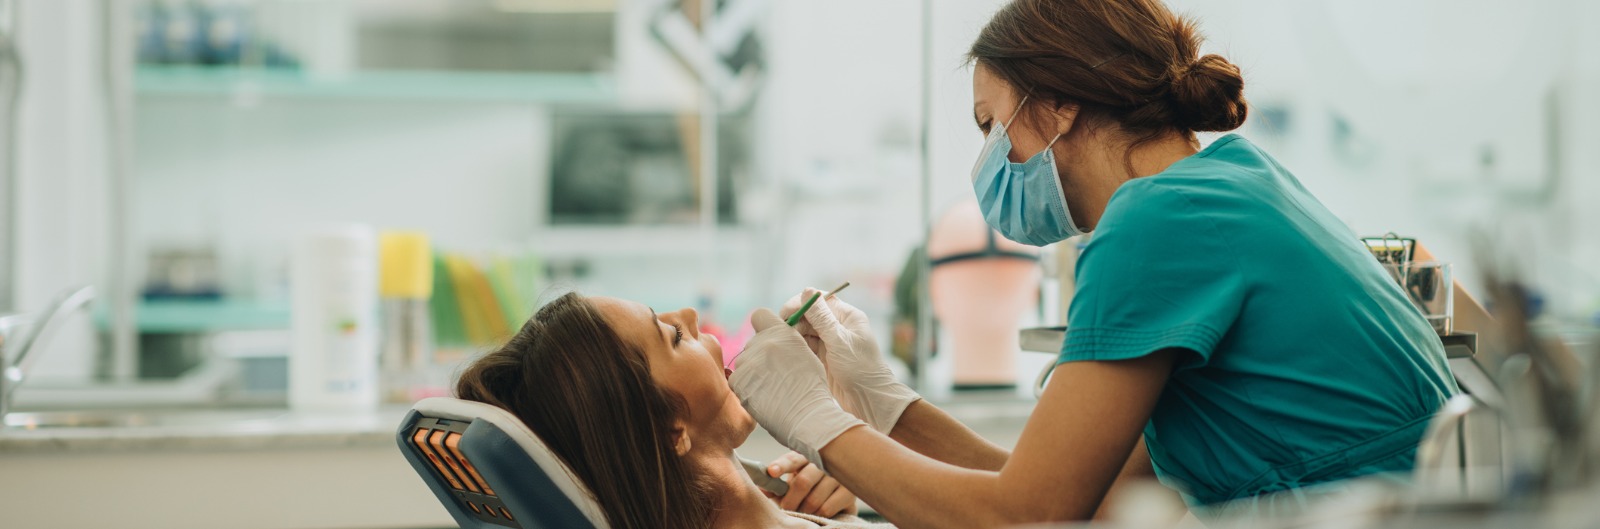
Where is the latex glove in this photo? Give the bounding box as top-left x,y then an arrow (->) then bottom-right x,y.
782,288 -> 921,434
729,308 -> 865,471
764,451 -> 858,517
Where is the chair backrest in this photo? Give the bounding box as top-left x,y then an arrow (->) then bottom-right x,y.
397,397 -> 610,529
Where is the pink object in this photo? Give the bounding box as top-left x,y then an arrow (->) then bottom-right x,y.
407,385 -> 453,401
714,317 -> 755,369
927,199 -> 1041,386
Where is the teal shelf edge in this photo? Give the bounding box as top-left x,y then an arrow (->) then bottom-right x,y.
95,300 -> 291,333
135,65 -> 618,104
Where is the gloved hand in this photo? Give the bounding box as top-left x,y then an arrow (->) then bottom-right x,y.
782,289 -> 922,435
729,308 -> 865,471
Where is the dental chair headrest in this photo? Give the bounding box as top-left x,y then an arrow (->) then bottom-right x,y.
398,397 -> 609,529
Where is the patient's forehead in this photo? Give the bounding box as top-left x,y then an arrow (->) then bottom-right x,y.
588,296 -> 660,352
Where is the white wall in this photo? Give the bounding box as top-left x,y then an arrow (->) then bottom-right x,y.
1175,0 -> 1600,319
752,0 -> 1010,326
133,99 -> 550,300
13,0 -> 112,379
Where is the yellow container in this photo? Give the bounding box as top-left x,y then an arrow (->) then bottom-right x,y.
380,232 -> 433,299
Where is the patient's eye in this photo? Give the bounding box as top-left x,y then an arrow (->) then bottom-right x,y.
672,324 -> 683,347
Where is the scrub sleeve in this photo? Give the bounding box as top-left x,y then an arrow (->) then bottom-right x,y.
1061,180 -> 1244,370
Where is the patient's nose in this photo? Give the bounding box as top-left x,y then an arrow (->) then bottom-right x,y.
672,307 -> 700,337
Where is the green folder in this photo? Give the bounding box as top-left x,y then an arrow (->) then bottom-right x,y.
429,254 -> 467,347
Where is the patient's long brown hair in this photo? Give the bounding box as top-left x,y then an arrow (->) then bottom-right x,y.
456,292 -> 716,529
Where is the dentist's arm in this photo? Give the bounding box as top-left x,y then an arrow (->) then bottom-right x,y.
886,400 -> 1010,471
732,311 -> 1173,528
786,290 -> 1168,510
781,291 -> 1008,471
822,351 -> 1174,528
890,400 -> 1173,521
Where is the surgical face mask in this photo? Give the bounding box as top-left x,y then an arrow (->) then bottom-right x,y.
969,97 -> 1084,246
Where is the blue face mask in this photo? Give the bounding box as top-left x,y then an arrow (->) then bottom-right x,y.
970,97 -> 1084,246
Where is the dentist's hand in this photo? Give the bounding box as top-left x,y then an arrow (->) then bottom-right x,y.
729,308 -> 865,472
783,289 -> 921,434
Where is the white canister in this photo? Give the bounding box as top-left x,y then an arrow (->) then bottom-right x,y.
290,225 -> 379,412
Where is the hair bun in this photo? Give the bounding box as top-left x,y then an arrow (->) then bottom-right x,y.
1167,54 -> 1247,132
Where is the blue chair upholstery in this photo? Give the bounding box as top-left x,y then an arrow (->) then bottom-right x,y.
397,397 -> 609,529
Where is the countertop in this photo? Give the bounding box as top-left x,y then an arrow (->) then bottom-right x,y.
0,406 -> 410,453
0,391 -> 1038,455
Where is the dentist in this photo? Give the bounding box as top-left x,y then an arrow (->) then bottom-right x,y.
729,0 -> 1457,526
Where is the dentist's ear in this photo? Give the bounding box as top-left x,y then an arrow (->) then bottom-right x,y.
1051,102 -> 1082,138
672,423 -> 692,456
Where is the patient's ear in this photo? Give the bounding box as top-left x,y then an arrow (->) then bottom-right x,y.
672,422 -> 692,456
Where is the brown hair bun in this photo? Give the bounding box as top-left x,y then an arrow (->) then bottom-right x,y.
970,0 -> 1250,142
1168,54 -> 1248,132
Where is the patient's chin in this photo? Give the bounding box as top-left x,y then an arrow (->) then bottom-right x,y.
739,412 -> 758,437
726,401 -> 757,439
705,390 -> 757,441
734,413 -> 757,441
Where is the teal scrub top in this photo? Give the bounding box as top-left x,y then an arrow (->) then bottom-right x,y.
1060,134 -> 1458,512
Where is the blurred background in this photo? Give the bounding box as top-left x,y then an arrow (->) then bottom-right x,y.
1,1 -> 1598,527
9,0 -> 1593,405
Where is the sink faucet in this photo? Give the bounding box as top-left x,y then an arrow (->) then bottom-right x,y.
1,286 -> 96,421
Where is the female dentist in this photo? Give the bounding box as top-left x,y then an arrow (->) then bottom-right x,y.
729,0 -> 1458,526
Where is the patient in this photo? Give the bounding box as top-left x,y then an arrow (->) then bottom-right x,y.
455,292 -> 893,529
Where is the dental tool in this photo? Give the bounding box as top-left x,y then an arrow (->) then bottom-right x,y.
785,282 -> 851,327
737,453 -> 791,496
725,282 -> 853,374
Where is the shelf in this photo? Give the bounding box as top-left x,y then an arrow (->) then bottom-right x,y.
530,225 -> 755,258
98,299 -> 291,333
135,65 -> 618,104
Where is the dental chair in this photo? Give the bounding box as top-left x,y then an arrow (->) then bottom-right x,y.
397,397 -> 609,529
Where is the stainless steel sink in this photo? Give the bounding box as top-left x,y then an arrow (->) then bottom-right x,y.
2,409 -> 288,430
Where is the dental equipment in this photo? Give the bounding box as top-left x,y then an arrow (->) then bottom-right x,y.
726,282 -> 853,372
737,454 -> 791,496
785,282 -> 851,327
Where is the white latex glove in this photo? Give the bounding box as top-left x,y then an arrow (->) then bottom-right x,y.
729,308 -> 865,471
782,289 -> 922,435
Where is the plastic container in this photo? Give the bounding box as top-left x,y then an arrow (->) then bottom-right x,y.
290,225 -> 379,412
378,231 -> 435,403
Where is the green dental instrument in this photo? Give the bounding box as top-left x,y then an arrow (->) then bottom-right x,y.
786,282 -> 851,326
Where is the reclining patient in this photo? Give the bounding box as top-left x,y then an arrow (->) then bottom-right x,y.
455,292 -> 894,529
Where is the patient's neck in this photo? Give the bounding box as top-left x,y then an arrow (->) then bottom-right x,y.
693,449 -> 814,529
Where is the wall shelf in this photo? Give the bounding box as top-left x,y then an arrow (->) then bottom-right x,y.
135,65 -> 618,104
97,299 -> 291,333
529,225 -> 756,258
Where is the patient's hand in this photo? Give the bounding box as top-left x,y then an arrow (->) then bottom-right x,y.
764,451 -> 859,518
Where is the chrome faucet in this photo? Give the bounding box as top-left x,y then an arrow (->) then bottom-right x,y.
0,285 -> 95,421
